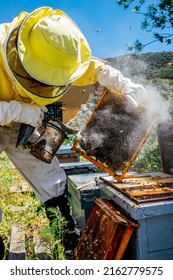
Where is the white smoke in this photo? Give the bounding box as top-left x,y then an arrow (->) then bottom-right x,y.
112,54 -> 172,125
144,84 -> 171,124
77,130 -> 105,150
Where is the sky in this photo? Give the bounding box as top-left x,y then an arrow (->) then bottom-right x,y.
0,0 -> 172,59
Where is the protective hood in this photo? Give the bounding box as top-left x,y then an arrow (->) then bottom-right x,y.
3,7 -> 91,105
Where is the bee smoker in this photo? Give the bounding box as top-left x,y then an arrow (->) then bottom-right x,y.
28,119 -> 68,163
16,118 -> 78,163
30,119 -> 78,163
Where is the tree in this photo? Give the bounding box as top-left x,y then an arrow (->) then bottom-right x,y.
117,0 -> 173,52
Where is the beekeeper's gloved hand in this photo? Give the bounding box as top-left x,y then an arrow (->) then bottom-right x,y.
0,100 -> 47,127
18,101 -> 48,127
97,65 -> 148,107
124,83 -> 148,108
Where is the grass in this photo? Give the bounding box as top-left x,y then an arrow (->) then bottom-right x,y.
0,152 -> 66,260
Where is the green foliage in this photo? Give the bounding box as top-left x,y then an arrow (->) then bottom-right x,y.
107,51 -> 173,80
132,129 -> 162,172
39,208 -> 66,260
160,65 -> 173,79
63,135 -> 75,145
117,0 -> 173,51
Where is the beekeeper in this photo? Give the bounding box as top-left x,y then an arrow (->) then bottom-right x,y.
0,7 -> 148,254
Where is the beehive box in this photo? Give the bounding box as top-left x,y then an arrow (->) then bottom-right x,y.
56,145 -> 80,163
67,173 -> 104,231
99,172 -> 173,260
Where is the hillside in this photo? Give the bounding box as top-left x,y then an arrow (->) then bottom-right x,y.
106,51 -> 173,103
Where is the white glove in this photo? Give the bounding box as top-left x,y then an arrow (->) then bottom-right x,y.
0,100 -> 47,127
97,65 -> 148,107
125,84 -> 148,108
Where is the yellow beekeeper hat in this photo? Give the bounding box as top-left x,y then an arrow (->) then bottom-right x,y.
18,7 -> 91,85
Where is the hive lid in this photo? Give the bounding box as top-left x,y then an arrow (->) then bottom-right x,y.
72,89 -> 157,181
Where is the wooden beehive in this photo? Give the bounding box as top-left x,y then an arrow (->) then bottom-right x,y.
75,198 -> 138,260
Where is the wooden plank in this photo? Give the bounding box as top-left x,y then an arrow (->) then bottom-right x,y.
33,234 -> 51,260
10,182 -> 30,193
8,225 -> 25,260
10,185 -> 20,193
127,188 -> 173,197
114,226 -> 135,260
21,182 -> 30,192
9,205 -> 29,212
